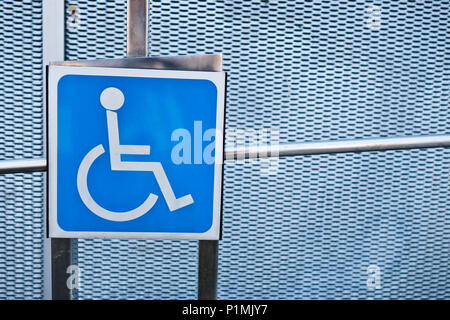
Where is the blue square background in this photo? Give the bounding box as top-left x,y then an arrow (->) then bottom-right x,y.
56,74 -> 218,233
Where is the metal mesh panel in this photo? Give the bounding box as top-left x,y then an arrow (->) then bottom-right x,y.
0,0 -> 44,299
67,0 -> 450,299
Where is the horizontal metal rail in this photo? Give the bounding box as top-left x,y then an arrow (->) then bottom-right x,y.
0,158 -> 47,174
225,135 -> 450,159
1,135 -> 450,174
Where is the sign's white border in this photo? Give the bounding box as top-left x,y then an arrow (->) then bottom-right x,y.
48,65 -> 225,240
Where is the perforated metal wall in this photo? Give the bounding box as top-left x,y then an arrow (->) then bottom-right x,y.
0,0 -> 44,299
65,0 -> 450,299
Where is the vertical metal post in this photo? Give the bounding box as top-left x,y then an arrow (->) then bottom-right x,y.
127,0 -> 148,57
126,0 -> 220,300
51,238 -> 72,300
48,0 -> 149,301
43,0 -> 70,300
198,240 -> 219,300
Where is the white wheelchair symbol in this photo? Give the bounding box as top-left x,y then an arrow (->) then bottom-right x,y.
76,87 -> 194,222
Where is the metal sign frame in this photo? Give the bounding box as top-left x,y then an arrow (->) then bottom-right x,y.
47,65 -> 226,240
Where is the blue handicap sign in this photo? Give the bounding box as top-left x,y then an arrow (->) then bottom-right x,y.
48,66 -> 225,239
